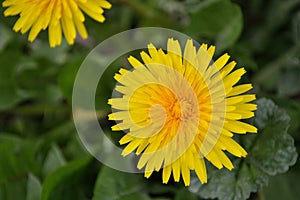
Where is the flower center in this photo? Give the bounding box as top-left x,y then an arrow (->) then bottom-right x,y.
168,97 -> 194,121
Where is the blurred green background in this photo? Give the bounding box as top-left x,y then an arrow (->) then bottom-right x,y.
0,0 -> 300,199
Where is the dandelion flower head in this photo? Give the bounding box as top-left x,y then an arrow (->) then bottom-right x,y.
2,0 -> 112,47
108,38 -> 257,186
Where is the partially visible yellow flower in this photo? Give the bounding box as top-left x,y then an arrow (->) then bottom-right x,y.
2,0 -> 112,47
109,38 -> 257,186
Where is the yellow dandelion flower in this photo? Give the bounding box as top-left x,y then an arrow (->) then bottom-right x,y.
108,38 -> 257,186
2,0 -> 112,47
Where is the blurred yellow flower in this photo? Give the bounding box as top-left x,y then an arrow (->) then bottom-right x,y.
109,38 -> 257,186
2,0 -> 111,47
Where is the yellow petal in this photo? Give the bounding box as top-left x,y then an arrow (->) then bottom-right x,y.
227,84 -> 253,96
224,120 -> 257,134
128,56 -> 144,68
194,157 -> 207,184
214,53 -> 230,71
172,159 -> 181,182
162,165 -> 172,184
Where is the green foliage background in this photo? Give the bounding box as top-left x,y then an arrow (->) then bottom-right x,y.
0,0 -> 300,199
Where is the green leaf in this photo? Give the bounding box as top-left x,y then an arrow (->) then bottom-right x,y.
0,178 -> 27,200
262,172 -> 300,200
16,57 -> 63,104
63,134 -> 90,160
30,41 -> 70,65
42,144 -> 66,178
93,166 -> 151,200
41,157 -> 92,200
26,173 -> 42,200
58,57 -> 82,104
190,160 -> 265,200
189,98 -> 298,200
175,187 -> 198,200
274,98 -> 300,134
0,134 -> 41,200
0,52 -> 24,110
0,23 -> 13,51
0,134 -> 40,181
186,0 -> 243,51
261,152 -> 300,200
247,99 -> 298,175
